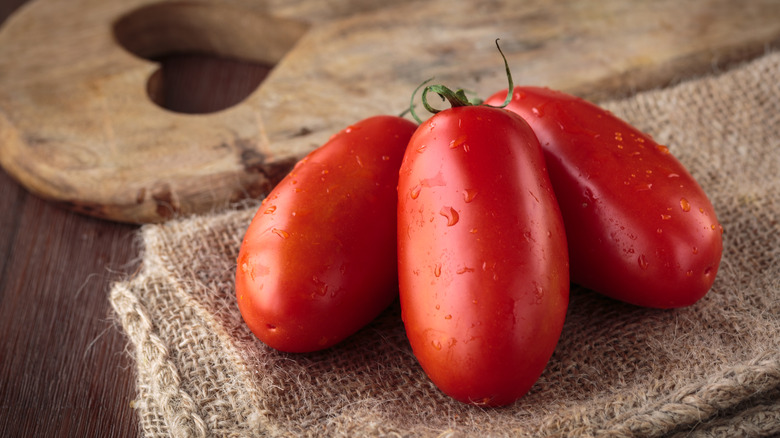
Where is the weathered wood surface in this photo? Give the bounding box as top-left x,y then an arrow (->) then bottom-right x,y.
0,41 -> 273,438
1,0 -> 779,223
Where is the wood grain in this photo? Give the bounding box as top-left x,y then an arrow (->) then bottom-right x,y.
0,170 -> 141,437
1,0 -> 779,223
0,5 -> 272,434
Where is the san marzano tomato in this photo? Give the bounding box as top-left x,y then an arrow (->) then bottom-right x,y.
397,104 -> 569,406
485,86 -> 723,308
235,116 -> 417,353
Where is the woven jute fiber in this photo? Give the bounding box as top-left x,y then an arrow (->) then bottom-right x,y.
110,51 -> 780,437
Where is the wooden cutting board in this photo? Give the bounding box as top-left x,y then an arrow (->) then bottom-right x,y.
1,0 -> 779,223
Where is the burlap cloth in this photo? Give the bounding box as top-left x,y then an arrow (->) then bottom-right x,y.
110,52 -> 780,437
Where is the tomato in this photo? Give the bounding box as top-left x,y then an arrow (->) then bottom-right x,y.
235,115 -> 417,353
397,105 -> 569,406
485,86 -> 723,308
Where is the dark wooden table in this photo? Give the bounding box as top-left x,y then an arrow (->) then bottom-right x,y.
1,162 -> 141,438
0,2 -> 271,436
0,2 -> 140,436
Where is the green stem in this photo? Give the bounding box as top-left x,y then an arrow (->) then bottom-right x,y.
422,85 -> 472,113
407,38 -> 514,123
409,78 -> 434,124
484,38 -> 514,109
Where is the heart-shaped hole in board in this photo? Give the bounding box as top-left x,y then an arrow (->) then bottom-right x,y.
145,54 -> 271,114
112,1 -> 309,114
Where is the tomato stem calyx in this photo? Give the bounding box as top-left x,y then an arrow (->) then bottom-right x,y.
408,39 -> 514,124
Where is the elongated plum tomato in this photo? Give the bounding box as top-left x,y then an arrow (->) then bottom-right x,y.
485,87 -> 723,308
235,116 -> 417,353
397,105 -> 569,406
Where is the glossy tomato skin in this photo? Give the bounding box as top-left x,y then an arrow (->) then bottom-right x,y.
397,106 -> 569,406
485,87 -> 723,308
236,116 -> 417,353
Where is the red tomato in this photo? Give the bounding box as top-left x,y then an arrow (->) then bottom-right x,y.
397,105 -> 569,406
235,116 -> 417,353
485,86 -> 723,308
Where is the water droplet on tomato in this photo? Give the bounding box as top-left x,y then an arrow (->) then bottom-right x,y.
293,157 -> 308,170
311,276 -> 329,296
449,134 -> 468,150
532,106 -> 544,117
513,90 -> 526,100
686,270 -> 693,277
272,228 -> 290,239
432,340 -> 442,350
692,246 -> 699,254
614,132 -> 623,141
344,125 -> 359,133
656,145 -> 670,154
469,228 -> 478,234
381,155 -> 390,161
583,187 -> 595,200
638,254 -> 649,270
704,266 -> 713,276
661,214 -> 672,220
416,144 -> 427,153
456,266 -> 474,274
463,188 -> 478,203
439,206 -> 459,226
533,284 -> 545,305
420,173 -> 446,188
434,264 -> 442,277
668,173 -> 680,178
266,323 -> 277,330
444,314 -> 452,320
656,228 -> 663,234
410,185 -> 421,199
264,205 -> 277,214
680,198 -> 691,212
241,262 -> 250,274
